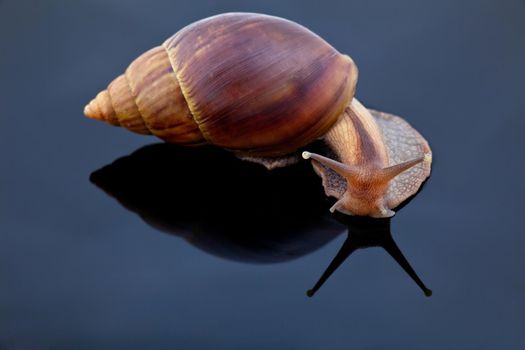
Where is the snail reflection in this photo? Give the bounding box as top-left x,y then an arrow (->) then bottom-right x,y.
90,143 -> 431,296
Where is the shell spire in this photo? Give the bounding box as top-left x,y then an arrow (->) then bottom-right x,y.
84,46 -> 205,144
83,72 -> 152,135
84,90 -> 118,125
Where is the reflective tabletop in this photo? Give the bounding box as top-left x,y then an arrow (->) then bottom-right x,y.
1,1 -> 524,349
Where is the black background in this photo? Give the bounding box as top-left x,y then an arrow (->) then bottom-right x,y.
1,0 -> 524,349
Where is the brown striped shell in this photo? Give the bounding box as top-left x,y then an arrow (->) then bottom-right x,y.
84,13 -> 357,156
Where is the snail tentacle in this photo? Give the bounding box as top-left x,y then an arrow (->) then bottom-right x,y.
302,151 -> 360,180
379,155 -> 428,182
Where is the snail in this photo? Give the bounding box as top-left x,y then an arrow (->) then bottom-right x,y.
84,12 -> 432,218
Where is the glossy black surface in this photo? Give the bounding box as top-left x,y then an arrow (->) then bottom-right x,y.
1,1 -> 524,349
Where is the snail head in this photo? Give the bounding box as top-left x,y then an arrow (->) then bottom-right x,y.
302,151 -> 431,218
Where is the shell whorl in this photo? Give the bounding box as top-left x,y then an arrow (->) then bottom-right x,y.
84,46 -> 205,145
163,13 -> 356,156
85,13 -> 357,154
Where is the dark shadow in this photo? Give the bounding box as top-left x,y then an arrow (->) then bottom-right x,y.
90,143 -> 345,263
90,143 -> 431,296
307,214 -> 432,297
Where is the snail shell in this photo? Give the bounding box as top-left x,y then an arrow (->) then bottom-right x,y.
84,12 -> 432,218
84,12 -> 356,156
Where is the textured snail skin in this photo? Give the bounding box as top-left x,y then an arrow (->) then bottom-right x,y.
84,12 -> 432,218
305,99 -> 431,217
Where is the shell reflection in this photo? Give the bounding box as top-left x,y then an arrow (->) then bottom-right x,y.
90,143 -> 344,263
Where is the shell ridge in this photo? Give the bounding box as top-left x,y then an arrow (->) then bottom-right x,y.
123,69 -> 154,135
104,89 -> 120,126
161,43 -> 211,143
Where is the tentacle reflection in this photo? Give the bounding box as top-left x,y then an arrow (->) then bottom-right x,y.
308,214 -> 432,297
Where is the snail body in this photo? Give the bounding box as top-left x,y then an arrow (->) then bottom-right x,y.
85,12 -> 432,218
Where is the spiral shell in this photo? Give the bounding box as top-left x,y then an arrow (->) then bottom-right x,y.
84,13 -> 357,156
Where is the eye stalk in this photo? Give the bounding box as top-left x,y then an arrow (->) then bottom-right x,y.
302,151 -> 430,217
